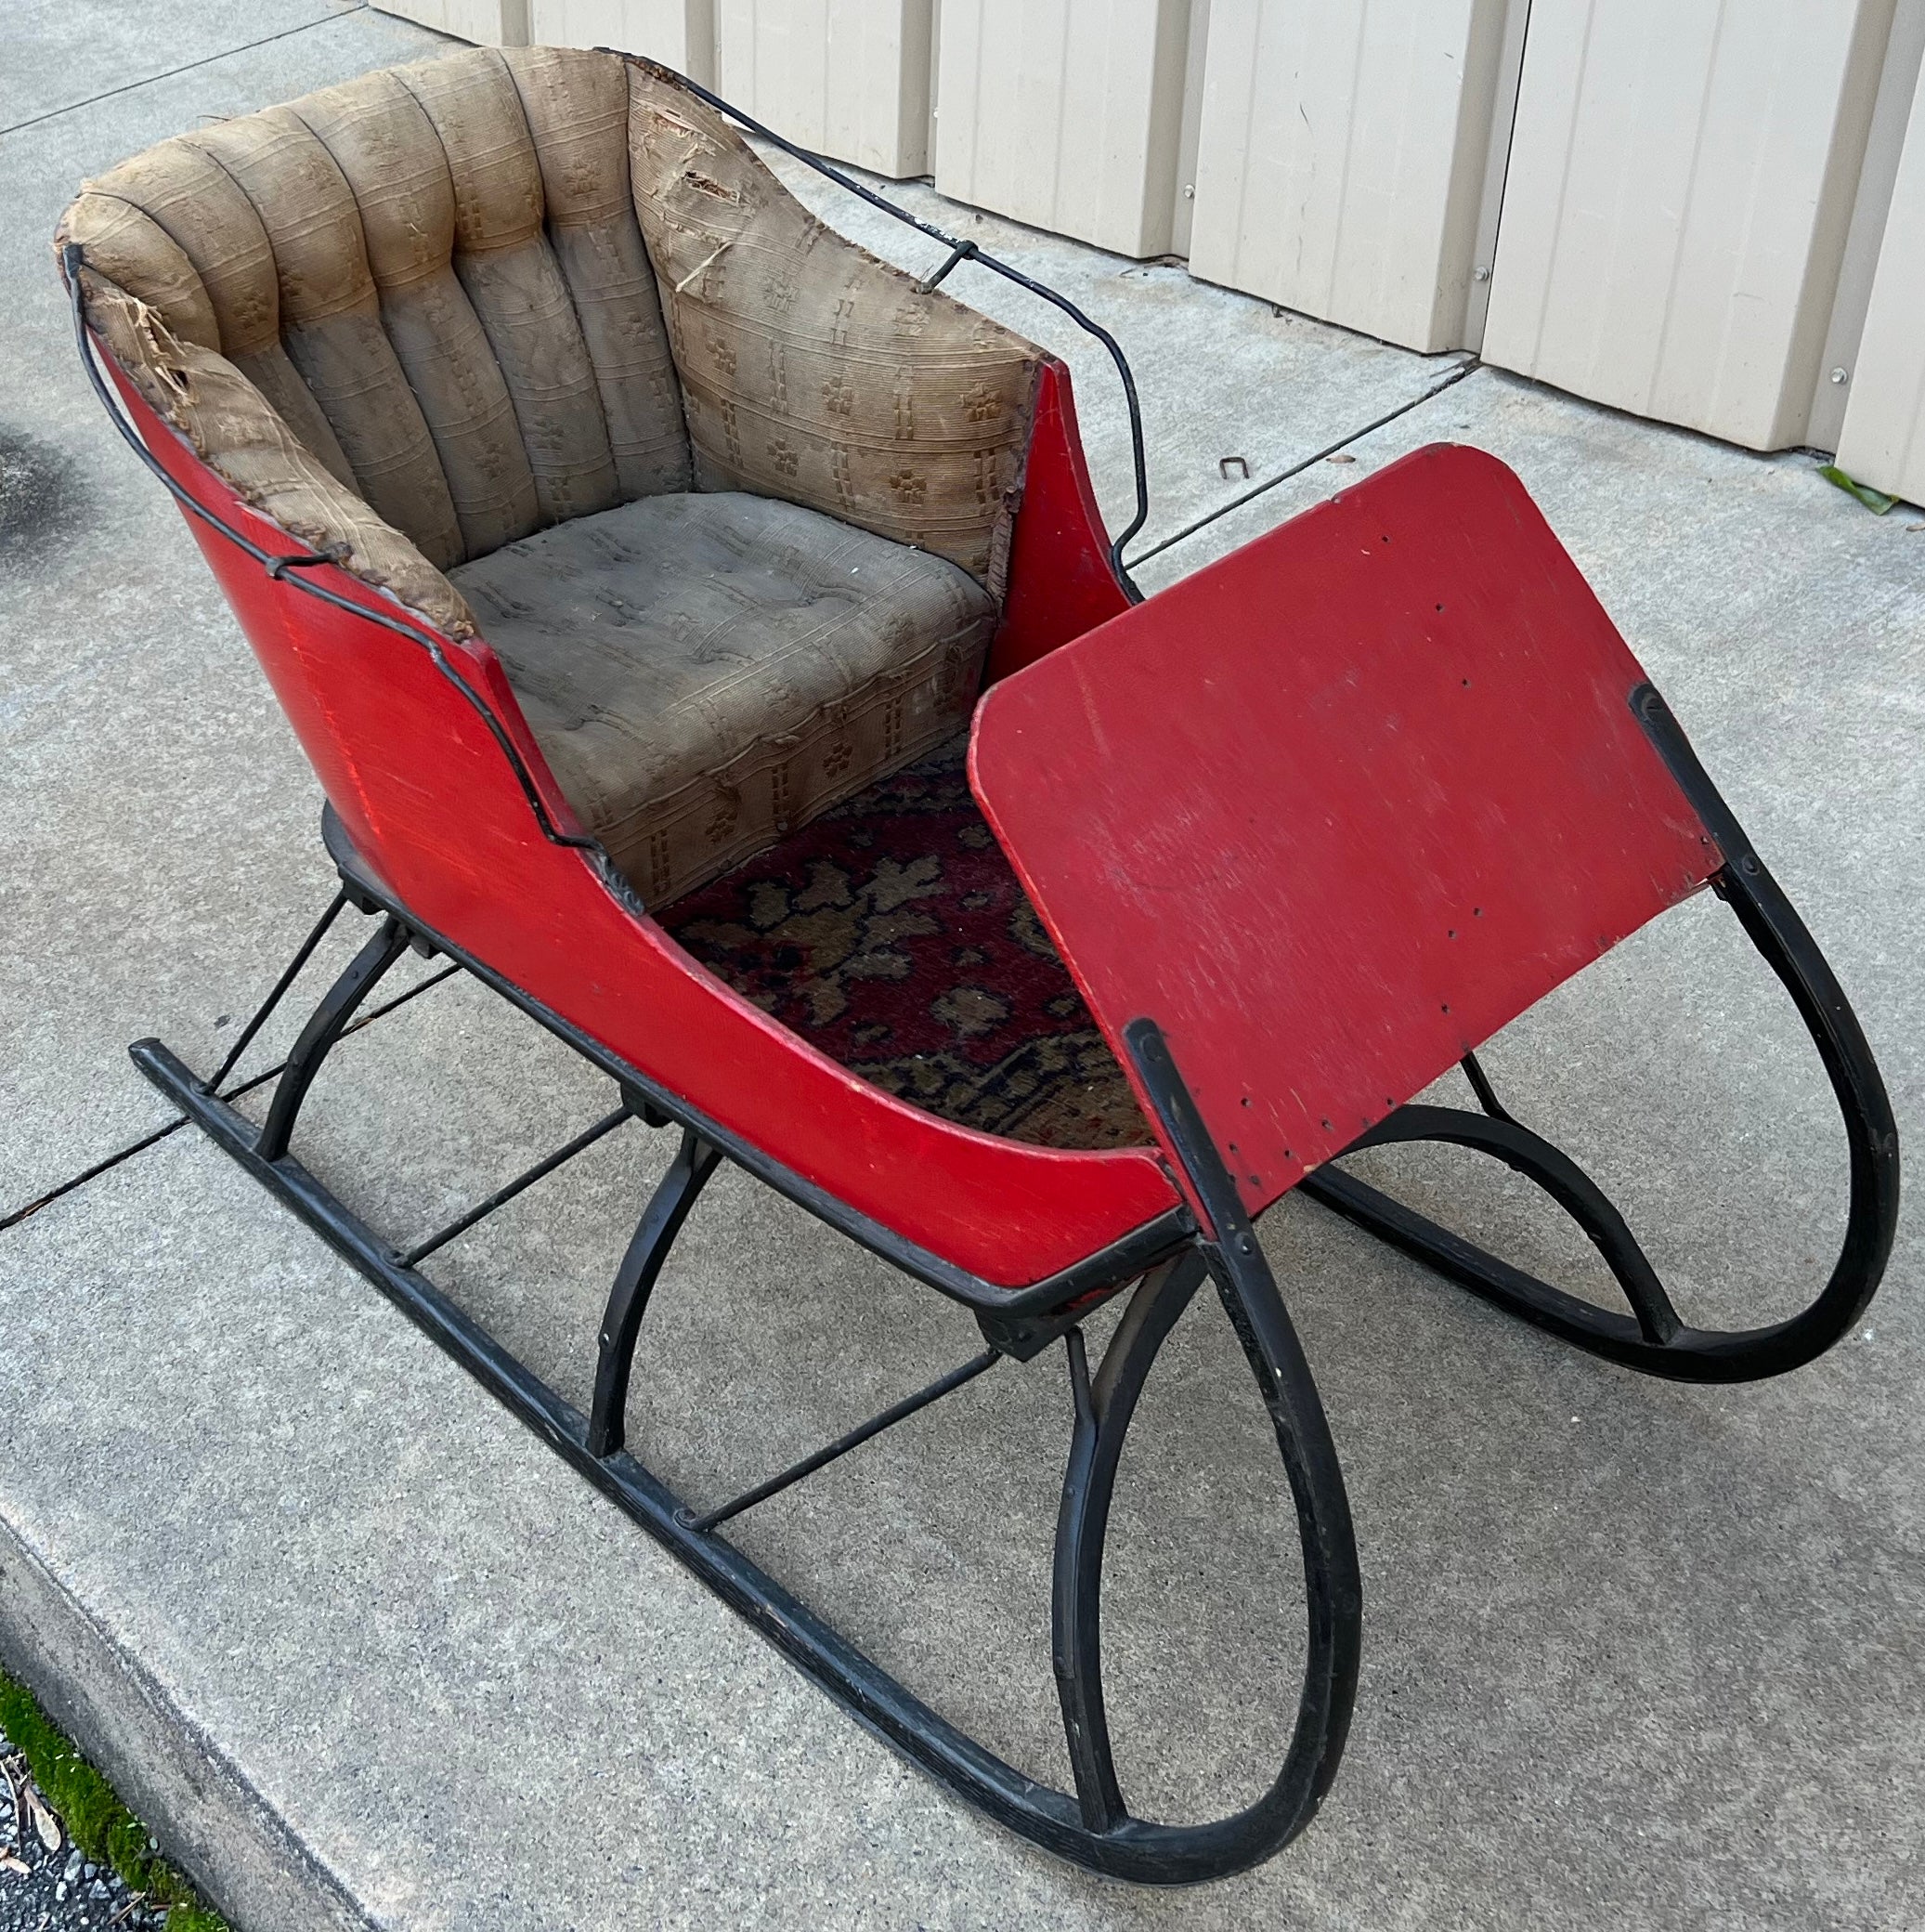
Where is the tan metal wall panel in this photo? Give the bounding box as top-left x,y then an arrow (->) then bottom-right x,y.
1460,0 -> 1531,352
529,0 -> 717,83
933,0 -> 1195,259
1168,0 -> 1213,257
1809,0 -> 1925,451
1187,0 -> 1515,354
1837,48 -> 1925,503
1482,0 -> 1894,451
715,0 -> 932,176
371,0 -> 529,44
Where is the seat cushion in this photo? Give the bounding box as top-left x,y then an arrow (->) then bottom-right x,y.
449,490 -> 999,906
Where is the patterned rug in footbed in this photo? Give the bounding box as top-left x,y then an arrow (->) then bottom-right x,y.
660,737 -> 1152,1150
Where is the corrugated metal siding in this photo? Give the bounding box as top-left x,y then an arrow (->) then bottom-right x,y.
932,0 -> 1195,258
1187,0 -> 1515,354
715,0 -> 932,176
1460,0 -> 1531,352
1168,0 -> 1214,256
1837,47 -> 1925,503
1482,0 -> 1895,450
385,0 -> 1925,471
528,0 -> 716,83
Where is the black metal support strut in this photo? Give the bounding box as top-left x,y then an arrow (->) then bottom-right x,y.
255,915 -> 410,1163
127,863 -> 1364,1886
210,887 -> 347,1091
589,1127 -> 723,1458
1114,1022 -> 1362,1858
399,1104 -> 634,1271
114,676 -> 1893,1885
1051,1252 -> 1208,1833
1298,683 -> 1899,1384
677,1347 -> 1001,1534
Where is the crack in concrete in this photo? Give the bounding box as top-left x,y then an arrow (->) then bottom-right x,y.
1126,357 -> 1483,568
0,963 -> 459,1234
0,5 -> 369,141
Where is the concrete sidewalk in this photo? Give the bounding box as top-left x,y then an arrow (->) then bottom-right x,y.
4,8 -> 1923,1930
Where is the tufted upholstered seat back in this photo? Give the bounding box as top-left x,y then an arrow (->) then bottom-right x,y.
58,49 -> 1048,907
59,49 -> 1041,621
64,49 -> 693,574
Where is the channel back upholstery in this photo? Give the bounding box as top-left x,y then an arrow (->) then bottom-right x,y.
57,48 -> 1046,905
58,46 -> 1042,626
64,47 -> 691,579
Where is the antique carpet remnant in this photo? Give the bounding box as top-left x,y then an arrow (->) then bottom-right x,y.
663,738 -> 1151,1150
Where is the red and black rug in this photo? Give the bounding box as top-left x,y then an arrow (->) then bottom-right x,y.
661,737 -> 1151,1150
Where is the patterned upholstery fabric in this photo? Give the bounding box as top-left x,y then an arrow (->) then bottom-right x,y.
626,61 -> 1035,592
452,492 -> 996,904
55,46 -> 1043,906
64,47 -> 690,573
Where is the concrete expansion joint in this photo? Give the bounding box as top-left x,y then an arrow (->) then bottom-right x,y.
1128,356 -> 1483,570
0,962 -> 459,1236
0,6 -> 364,142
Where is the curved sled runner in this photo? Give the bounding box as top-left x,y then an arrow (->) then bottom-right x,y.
60,47 -> 1896,1886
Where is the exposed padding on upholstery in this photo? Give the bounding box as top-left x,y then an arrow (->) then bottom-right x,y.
624,59 -> 1040,591
450,490 -> 995,906
77,140 -> 358,491
291,70 -> 541,558
72,272 -> 477,640
188,107 -> 466,568
396,49 -> 624,529
503,46 -> 693,501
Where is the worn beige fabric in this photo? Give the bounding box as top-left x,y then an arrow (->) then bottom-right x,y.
60,46 -> 695,573
73,273 -> 476,637
58,195 -> 219,351
397,52 -> 625,530
57,48 -> 1048,898
189,104 -> 468,568
451,491 -> 995,904
77,138 -> 359,490
293,69 -> 541,558
626,59 -> 1038,589
504,46 -> 693,502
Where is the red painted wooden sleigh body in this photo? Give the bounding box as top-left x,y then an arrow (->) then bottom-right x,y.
63,61 -> 1896,1886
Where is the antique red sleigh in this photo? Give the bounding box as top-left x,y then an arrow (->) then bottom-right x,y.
59,46 -> 1897,1884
